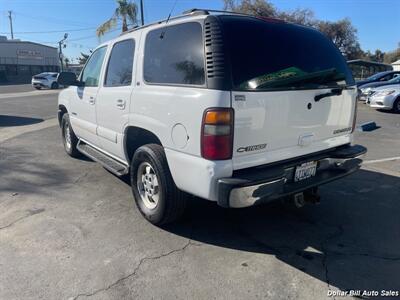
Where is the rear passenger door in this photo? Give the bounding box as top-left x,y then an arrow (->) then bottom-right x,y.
96,38 -> 136,160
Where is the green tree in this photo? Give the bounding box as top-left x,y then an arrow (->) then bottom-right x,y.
316,19 -> 363,60
383,43 -> 400,63
64,57 -> 70,68
96,0 -> 138,37
223,0 -> 276,17
77,52 -> 90,65
223,0 -> 363,59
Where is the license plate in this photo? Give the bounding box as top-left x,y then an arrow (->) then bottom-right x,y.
294,161 -> 317,182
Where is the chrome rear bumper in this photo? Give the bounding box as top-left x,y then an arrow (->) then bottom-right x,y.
217,145 -> 367,208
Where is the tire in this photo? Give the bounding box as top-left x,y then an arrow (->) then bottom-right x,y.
393,97 -> 400,113
34,86 -> 41,90
51,82 -> 59,89
61,113 -> 81,158
130,144 -> 187,225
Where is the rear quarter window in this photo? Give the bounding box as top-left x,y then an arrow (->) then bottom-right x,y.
143,22 -> 205,86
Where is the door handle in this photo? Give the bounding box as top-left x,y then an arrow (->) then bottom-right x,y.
89,96 -> 95,105
116,99 -> 126,109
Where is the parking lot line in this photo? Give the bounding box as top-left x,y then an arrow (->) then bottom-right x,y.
0,90 -> 60,100
363,156 -> 400,164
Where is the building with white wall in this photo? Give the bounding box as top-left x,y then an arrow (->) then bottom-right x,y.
392,60 -> 400,71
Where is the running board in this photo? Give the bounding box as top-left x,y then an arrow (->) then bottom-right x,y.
77,141 -> 129,176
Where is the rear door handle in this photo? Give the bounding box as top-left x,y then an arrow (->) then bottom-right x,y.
116,99 -> 126,109
89,96 -> 95,105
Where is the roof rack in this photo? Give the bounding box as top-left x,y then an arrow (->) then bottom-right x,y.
120,8 -> 273,36
182,8 -> 252,17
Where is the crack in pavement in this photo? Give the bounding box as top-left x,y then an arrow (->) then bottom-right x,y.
0,208 -> 45,231
71,240 -> 200,300
73,172 -> 89,184
321,225 -> 344,300
328,250 -> 400,261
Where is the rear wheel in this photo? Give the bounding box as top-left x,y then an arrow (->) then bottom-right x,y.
51,82 -> 59,89
130,144 -> 187,225
393,97 -> 400,113
61,113 -> 81,157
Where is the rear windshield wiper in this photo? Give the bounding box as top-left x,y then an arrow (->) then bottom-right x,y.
314,88 -> 343,102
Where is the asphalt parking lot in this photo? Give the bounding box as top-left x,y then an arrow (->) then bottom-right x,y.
0,87 -> 399,299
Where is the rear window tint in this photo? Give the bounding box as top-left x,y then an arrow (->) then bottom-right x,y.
219,16 -> 354,90
143,22 -> 205,86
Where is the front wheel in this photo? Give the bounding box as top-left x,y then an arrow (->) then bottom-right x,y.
51,82 -> 59,89
130,144 -> 187,225
61,113 -> 81,158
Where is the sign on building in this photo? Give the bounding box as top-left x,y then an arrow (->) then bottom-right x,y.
16,49 -> 43,60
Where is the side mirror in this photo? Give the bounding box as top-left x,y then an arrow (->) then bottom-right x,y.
57,72 -> 82,86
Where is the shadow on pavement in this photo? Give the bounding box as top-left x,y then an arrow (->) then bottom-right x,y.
162,169 -> 400,296
377,109 -> 399,115
0,115 -> 44,127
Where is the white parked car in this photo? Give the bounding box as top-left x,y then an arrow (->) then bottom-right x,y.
367,84 -> 400,112
31,72 -> 59,89
57,9 -> 366,225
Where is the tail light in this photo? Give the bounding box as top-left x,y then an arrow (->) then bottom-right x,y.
351,90 -> 359,133
201,108 -> 234,160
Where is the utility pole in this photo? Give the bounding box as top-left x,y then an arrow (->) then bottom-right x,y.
140,0 -> 144,26
8,11 -> 14,39
58,33 -> 68,72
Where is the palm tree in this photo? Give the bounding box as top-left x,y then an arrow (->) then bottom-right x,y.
96,0 -> 138,37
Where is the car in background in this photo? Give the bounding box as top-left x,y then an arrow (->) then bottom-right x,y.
356,70 -> 400,87
367,84 -> 400,113
359,76 -> 400,101
31,72 -> 59,89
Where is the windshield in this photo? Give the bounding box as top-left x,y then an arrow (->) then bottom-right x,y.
219,16 -> 354,91
366,72 -> 389,80
388,76 -> 400,83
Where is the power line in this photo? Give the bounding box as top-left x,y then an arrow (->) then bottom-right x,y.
13,11 -> 95,27
0,27 -> 97,35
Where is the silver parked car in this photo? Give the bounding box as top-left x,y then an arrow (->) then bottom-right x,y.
31,72 -> 59,89
368,84 -> 400,113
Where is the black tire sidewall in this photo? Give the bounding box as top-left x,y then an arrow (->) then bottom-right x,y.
51,82 -> 58,89
61,113 -> 79,157
393,98 -> 400,113
131,146 -> 168,224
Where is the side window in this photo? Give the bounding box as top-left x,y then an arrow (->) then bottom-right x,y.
81,47 -> 107,87
105,39 -> 135,87
144,22 -> 205,85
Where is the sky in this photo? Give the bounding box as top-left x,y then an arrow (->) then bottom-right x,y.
0,0 -> 399,62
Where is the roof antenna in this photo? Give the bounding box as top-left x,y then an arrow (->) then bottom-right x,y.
160,0 -> 178,39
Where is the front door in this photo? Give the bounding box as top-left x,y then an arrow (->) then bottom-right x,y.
69,46 -> 107,145
96,39 -> 136,159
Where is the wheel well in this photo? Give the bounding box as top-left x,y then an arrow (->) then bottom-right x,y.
125,127 -> 162,162
58,105 -> 68,127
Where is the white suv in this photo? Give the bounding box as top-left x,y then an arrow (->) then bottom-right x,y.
57,9 -> 366,225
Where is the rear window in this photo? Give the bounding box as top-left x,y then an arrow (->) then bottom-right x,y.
219,16 -> 354,91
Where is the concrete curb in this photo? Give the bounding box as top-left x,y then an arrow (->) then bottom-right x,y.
357,121 -> 378,132
0,118 -> 58,143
